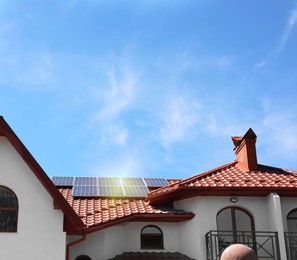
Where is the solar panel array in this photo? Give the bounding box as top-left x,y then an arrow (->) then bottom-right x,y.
52,176 -> 169,198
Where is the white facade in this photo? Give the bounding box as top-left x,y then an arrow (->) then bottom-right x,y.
173,194 -> 297,260
0,137 -> 66,260
67,194 -> 297,260
69,222 -> 180,260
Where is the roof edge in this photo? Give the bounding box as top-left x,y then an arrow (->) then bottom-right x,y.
0,116 -> 85,234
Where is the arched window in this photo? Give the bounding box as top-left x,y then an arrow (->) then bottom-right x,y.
287,209 -> 297,233
141,225 -> 164,249
217,207 -> 255,249
0,186 -> 18,232
75,255 -> 92,260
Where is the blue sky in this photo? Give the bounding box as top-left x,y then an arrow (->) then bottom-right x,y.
1,0 -> 297,179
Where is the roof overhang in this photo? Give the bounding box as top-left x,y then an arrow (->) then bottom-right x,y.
148,186 -> 297,205
84,213 -> 195,234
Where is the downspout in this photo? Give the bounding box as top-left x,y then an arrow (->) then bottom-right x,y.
66,233 -> 87,260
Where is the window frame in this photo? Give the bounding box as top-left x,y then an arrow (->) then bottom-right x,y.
0,186 -> 18,232
140,225 -> 164,250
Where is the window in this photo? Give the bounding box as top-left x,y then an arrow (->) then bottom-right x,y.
287,209 -> 297,233
0,186 -> 18,232
75,255 -> 92,260
217,207 -> 255,250
141,225 -> 164,249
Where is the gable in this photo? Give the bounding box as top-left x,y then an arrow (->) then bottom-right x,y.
0,116 -> 84,234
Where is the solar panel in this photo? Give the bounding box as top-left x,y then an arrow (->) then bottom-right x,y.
98,177 -> 121,186
123,186 -> 149,197
98,185 -> 125,197
121,178 -> 146,187
72,185 -> 98,197
52,176 -> 74,186
67,176 -> 169,198
143,178 -> 169,187
74,177 -> 97,186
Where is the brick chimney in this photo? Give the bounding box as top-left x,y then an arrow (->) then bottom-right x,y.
231,128 -> 258,171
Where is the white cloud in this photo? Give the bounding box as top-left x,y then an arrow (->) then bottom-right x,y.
89,61 -> 140,146
0,51 -> 57,90
255,60 -> 267,68
259,99 -> 297,162
159,94 -> 201,147
278,5 -> 297,51
95,65 -> 138,120
106,124 -> 129,146
262,115 -> 297,160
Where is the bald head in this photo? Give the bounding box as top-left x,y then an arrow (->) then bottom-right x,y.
221,244 -> 257,260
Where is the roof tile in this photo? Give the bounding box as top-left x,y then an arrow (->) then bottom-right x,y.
58,188 -> 193,229
149,161 -> 297,199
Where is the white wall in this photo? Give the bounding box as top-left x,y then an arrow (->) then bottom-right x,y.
0,137 -> 66,260
175,195 -> 281,259
69,222 -> 179,260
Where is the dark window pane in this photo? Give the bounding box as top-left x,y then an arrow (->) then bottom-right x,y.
142,235 -> 163,248
141,226 -> 163,249
0,210 -> 18,231
0,187 -> 18,208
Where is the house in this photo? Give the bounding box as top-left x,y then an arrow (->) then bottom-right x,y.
1,115 -> 297,260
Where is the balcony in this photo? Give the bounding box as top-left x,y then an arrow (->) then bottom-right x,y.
285,232 -> 297,260
205,230 -> 280,260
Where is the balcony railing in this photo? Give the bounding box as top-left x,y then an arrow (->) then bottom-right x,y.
285,232 -> 297,260
205,230 -> 280,260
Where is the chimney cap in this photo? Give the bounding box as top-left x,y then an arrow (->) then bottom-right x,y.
231,128 -> 257,149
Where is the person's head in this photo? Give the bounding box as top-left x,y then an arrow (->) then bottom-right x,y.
220,244 -> 257,260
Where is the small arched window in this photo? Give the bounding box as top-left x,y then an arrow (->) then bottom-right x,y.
141,225 -> 164,249
0,186 -> 18,232
75,255 -> 92,260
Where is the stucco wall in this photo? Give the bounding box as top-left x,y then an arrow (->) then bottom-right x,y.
0,137 -> 66,260
175,195 -> 280,259
69,222 -> 179,260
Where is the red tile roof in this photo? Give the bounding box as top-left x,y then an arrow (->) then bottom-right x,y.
148,161 -> 297,204
59,188 -> 194,232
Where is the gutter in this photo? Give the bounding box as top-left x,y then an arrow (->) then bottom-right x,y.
66,234 -> 87,260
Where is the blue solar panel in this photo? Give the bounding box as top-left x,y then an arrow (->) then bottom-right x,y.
121,178 -> 146,187
98,185 -> 125,197
52,176 -> 74,186
143,178 -> 169,187
67,176 -> 169,198
123,186 -> 149,197
98,177 -> 121,186
72,185 -> 98,197
74,177 -> 97,186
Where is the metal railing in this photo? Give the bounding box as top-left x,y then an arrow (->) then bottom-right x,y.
205,230 -> 280,260
285,232 -> 297,260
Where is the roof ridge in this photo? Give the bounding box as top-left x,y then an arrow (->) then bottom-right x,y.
149,161 -> 238,196
178,161 -> 238,185
258,164 -> 297,173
